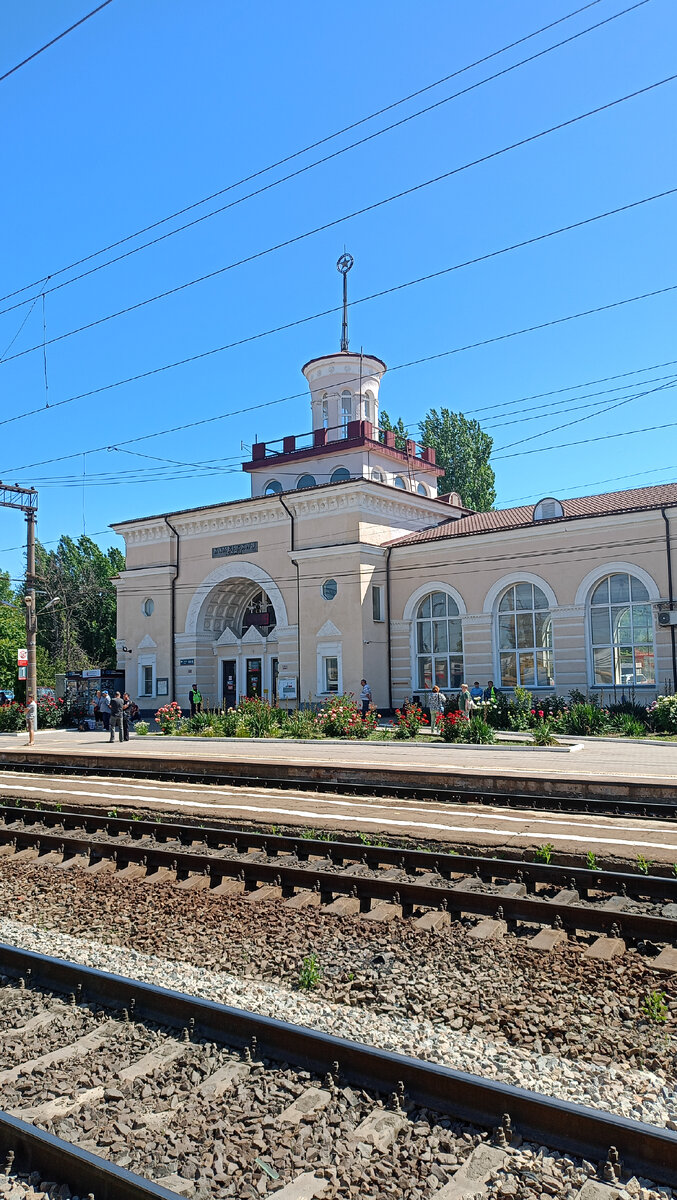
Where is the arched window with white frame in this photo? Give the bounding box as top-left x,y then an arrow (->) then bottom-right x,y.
321,394 -> 329,429
415,591 -> 463,691
497,582 -> 553,688
589,571 -> 655,686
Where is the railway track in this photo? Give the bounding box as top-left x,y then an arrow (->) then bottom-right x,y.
1,801 -> 676,966
1,752 -> 676,818
0,941 -> 675,1198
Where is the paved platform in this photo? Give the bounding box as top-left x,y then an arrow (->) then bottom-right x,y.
0,728 -> 676,800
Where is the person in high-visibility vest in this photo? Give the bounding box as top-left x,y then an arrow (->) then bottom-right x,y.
189,684 -> 203,715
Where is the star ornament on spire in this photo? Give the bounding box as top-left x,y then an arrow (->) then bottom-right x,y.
337,252 -> 354,351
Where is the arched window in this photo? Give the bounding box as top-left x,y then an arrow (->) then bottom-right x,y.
533,497 -> 563,521
371,468 -> 385,482
341,390 -> 352,433
497,583 -> 553,687
394,476 -> 407,489
330,466 -> 350,483
297,473 -> 316,490
264,480 -> 282,495
416,591 -> 463,691
321,394 -> 329,429
589,572 -> 654,686
364,389 -> 374,423
417,482 -> 428,497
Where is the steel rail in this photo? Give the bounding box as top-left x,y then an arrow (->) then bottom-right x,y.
2,822 -> 676,946
1,751 -> 677,815
1,942 -> 676,1185
3,800 -> 677,899
0,1110 -> 179,1200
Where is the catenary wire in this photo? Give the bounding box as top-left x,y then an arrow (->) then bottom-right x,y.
20,379 -> 677,490
0,0 -> 631,306
2,182 -> 674,372
3,279 -> 677,478
1,58 -> 673,332
0,1 -> 114,84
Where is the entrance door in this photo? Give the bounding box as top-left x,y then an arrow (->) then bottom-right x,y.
222,660 -> 237,709
271,658 -> 279,705
246,658 -> 262,698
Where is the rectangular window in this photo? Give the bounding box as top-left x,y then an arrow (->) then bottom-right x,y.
142,665 -> 153,696
324,657 -> 339,692
371,585 -> 384,622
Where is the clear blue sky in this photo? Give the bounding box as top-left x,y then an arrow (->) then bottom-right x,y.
0,0 -> 675,585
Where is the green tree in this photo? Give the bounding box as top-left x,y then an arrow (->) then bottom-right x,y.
418,408 -> 495,510
0,572 -> 24,689
34,536 -> 124,670
379,409 -> 408,451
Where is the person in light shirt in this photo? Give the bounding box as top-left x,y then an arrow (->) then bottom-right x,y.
25,693 -> 37,746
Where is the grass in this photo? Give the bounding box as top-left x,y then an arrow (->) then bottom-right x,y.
298,954 -> 323,991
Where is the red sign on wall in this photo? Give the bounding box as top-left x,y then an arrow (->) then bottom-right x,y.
17,648 -> 27,665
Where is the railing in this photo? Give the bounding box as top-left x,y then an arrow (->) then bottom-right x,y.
250,421 -> 435,465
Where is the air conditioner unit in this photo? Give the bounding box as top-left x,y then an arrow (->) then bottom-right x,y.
658,610 -> 677,626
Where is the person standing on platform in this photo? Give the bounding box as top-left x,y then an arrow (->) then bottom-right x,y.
109,692 -> 124,743
458,683 -> 476,715
428,684 -> 445,729
122,692 -> 132,741
189,684 -> 202,716
359,679 -> 372,719
470,681 -> 483,702
25,693 -> 37,746
99,690 -> 111,732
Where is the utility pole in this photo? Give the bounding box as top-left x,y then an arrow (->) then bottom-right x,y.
26,506 -> 37,703
0,482 -> 39,699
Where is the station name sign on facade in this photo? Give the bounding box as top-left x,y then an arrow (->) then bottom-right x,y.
212,541 -> 258,559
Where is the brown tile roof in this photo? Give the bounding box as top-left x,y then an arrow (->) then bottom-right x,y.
389,481 -> 677,547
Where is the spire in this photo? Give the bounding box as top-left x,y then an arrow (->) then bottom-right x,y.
337,251 -> 353,352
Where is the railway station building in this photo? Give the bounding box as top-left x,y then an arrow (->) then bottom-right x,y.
113,332 -> 677,712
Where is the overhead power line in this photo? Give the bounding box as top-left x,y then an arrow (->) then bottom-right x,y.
2,181 -> 673,372
1,59 -> 672,335
2,279 -> 672,477
0,0 -> 634,307
1,185 -> 674,438
0,1 -> 115,84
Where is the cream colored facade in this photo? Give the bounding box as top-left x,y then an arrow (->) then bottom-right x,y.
113,343 -> 677,710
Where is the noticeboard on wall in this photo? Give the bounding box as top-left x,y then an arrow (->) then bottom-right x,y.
278,677 -> 297,700
156,677 -> 169,696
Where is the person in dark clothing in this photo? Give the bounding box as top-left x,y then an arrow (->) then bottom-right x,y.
109,692 -> 124,743
122,692 -> 132,741
483,680 -> 500,702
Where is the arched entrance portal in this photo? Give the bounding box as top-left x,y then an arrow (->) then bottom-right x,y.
184,562 -> 289,708
201,581 -> 278,705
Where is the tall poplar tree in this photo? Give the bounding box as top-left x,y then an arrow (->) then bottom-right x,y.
418,408 -> 495,511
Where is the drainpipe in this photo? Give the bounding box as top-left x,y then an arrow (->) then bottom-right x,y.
385,546 -> 393,711
278,496 -> 301,706
164,515 -> 180,704
661,506 -> 677,692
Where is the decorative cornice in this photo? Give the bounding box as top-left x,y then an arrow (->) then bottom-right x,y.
290,488 -> 446,530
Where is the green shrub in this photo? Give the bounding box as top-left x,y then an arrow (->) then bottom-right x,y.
530,719 -> 558,746
439,709 -> 468,742
283,709 -> 322,739
36,697 -> 66,728
649,694 -> 677,734
563,703 -> 609,736
394,702 -> 427,739
462,715 -> 496,744
236,696 -> 279,737
0,702 -> 24,732
610,713 -> 647,738
298,953 -> 323,990
607,700 -> 650,727
641,990 -> 668,1023
534,842 -> 554,864
182,712 -> 213,734
316,694 -> 378,738
507,686 -> 533,731
135,721 -> 149,736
